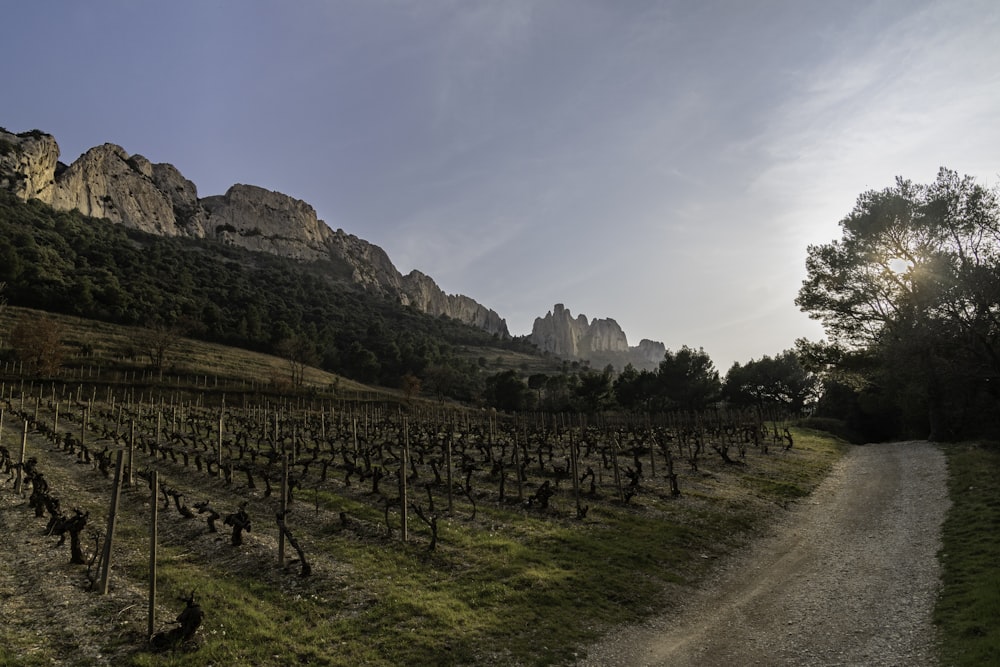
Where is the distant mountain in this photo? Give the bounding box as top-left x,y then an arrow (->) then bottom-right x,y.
0,126 -> 508,336
530,304 -> 666,371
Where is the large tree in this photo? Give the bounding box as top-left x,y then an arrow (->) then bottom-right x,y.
797,168 -> 1000,439
724,350 -> 819,416
656,346 -> 722,411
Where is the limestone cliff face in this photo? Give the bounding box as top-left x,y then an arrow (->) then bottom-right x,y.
632,339 -> 667,367
151,162 -> 208,237
0,129 -> 60,202
0,123 -> 511,336
202,184 -> 332,260
531,304 -> 629,358
47,144 -> 185,236
327,228 -> 405,295
401,270 -> 509,336
530,304 -> 665,371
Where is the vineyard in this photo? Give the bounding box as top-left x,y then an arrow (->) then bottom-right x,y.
0,374 -> 846,666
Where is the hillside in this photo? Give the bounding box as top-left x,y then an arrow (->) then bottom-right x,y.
0,192 -> 549,400
0,126 -> 507,337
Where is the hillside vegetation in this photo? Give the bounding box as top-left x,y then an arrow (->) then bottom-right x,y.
0,192 -> 546,400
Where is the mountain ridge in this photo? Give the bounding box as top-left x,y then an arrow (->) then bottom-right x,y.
2,124 -> 667,368
0,126 -> 508,336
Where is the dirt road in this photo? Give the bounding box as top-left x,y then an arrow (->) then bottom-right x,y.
580,441 -> 949,666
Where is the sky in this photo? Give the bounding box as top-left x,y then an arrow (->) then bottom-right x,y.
4,0 -> 999,372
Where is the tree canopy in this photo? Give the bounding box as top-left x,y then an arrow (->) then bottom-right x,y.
723,350 -> 818,415
797,168 -> 1000,439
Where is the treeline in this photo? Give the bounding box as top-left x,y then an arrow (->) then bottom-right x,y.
0,192 -> 535,398
482,346 -> 818,417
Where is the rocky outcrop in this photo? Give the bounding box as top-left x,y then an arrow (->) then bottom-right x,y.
0,124 -> 509,336
151,162 -> 208,236
0,128 -> 60,202
632,339 -> 667,367
530,304 -> 665,371
402,270 -> 509,336
47,144 -> 185,236
325,228 -> 405,295
202,184 -> 332,260
531,304 -> 629,358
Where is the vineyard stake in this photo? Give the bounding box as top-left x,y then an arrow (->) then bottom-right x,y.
279,454 -> 288,566
148,470 -> 158,640
14,420 -> 27,494
99,451 -> 126,595
446,429 -> 454,514
217,412 -> 223,478
611,437 -> 625,504
129,419 -> 136,487
400,418 -> 409,542
570,431 -> 581,515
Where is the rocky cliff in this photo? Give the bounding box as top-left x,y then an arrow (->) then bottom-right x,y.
530,304 -> 665,371
0,129 -> 60,202
0,125 -> 507,336
401,270 -> 508,336
202,184 -> 332,261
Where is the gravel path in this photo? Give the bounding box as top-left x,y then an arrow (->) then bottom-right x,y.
579,441 -> 949,666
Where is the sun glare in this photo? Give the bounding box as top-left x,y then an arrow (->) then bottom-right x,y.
888,257 -> 911,275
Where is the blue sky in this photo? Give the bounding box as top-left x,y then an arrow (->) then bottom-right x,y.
5,1 -> 999,371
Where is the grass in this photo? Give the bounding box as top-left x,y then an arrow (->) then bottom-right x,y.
935,440 -> 1000,666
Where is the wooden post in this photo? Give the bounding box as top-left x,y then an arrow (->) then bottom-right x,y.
611,437 -> 625,503
217,412 -> 223,478
14,420 -> 27,494
570,431 -> 581,515
279,454 -> 288,566
0,407 -> 5,448
400,419 -> 409,542
53,402 -> 59,436
649,435 -> 656,479
99,451 -> 126,595
446,429 -> 454,514
129,419 -> 136,487
513,428 -> 523,502
147,470 -> 158,640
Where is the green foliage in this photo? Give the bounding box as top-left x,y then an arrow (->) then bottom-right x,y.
935,441 -> 1000,665
724,349 -> 819,415
484,369 -> 535,411
0,192 -> 535,397
656,345 -> 722,410
797,168 -> 1000,440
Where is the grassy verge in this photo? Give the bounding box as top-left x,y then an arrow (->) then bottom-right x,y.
935,440 -> 1000,666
